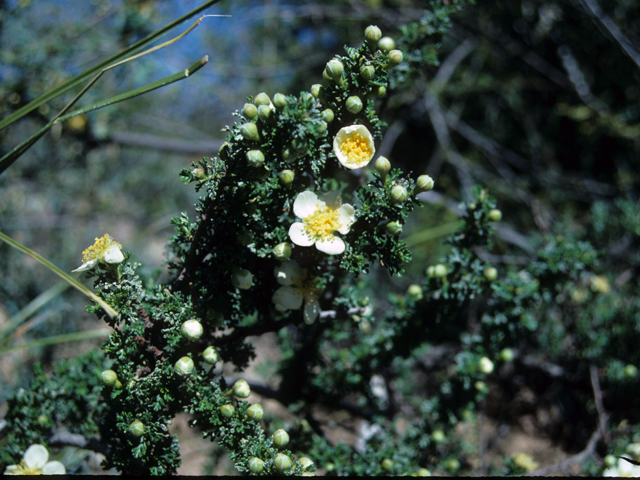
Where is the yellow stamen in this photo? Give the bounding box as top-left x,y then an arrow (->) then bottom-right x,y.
81,234 -> 121,263
303,206 -> 342,241
339,132 -> 373,165
14,459 -> 42,475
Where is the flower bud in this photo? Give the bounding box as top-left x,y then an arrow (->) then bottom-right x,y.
322,69 -> 332,82
385,221 -> 403,236
233,379 -> 251,398
248,457 -> 264,474
175,356 -> 195,376
279,169 -> 295,187
298,457 -> 314,471
427,266 -> 436,277
129,420 -> 145,437
382,458 -> 394,472
484,267 -> 498,282
181,319 -> 204,341
375,156 -> 391,180
272,428 -> 290,448
346,96 -> 363,114
378,36 -> 395,52
434,264 -> 447,278
359,64 -> 375,81
444,458 -> 461,472
247,403 -> 264,421
488,209 -> 502,222
499,348 -> 514,363
232,269 -> 253,290
257,104 -> 273,123
291,137 -> 308,154
325,59 -> 344,80
246,149 -> 265,168
475,380 -> 489,393
322,109 -> 335,123
431,429 -> 446,443
273,93 -> 287,111
375,85 -> 387,98
241,122 -> 260,142
254,92 -> 271,106
604,454 -> 617,468
407,284 -> 423,300
100,369 -> 119,387
274,453 -> 292,473
478,356 -> 494,374
220,404 -> 235,418
388,49 -> 403,66
310,84 -> 323,99
282,147 -> 298,163
273,242 -> 292,261
416,468 -> 432,476
365,25 -> 382,43
415,175 -> 434,193
191,167 -> 205,179
203,346 -> 219,364
242,103 -> 257,119
390,184 -> 408,205
625,364 -> 638,378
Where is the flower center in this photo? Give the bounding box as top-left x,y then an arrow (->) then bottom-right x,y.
303,206 -> 341,241
339,132 -> 373,165
81,234 -> 120,263
15,460 -> 42,475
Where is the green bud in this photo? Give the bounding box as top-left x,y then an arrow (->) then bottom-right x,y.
279,169 -> 295,187
365,25 -> 382,43
273,242 -> 292,261
434,264 -> 448,278
604,454 -> 617,467
254,92 -> 271,106
388,49 -> 403,66
246,149 -> 265,168
378,36 -> 395,52
415,174 -> 434,193
310,84 -> 323,99
282,147 -> 298,163
237,229 -> 254,245
416,468 -> 432,476
478,356 -> 494,374
37,414 -> 48,426
191,167 -> 205,179
181,319 -> 203,341
325,59 -> 344,80
444,458 -> 461,473
360,64 -> 375,81
484,267 -> 498,282
298,457 -> 314,471
322,69 -> 332,82
407,284 -> 423,299
203,346 -> 220,365
233,379 -> 251,398
100,369 -> 118,387
499,348 -> 514,363
322,108 -> 335,123
346,96 -> 363,114
375,85 -> 387,98
272,428 -> 290,448
390,184 -> 408,205
220,403 -> 235,418
129,420 -> 146,437
242,103 -> 258,119
625,364 -> 638,378
291,137 -> 308,154
475,380 -> 489,393
382,458 -> 394,472
375,156 -> 391,180
241,122 -> 261,142
247,403 -> 264,421
273,93 -> 288,110
175,356 -> 195,376
385,221 -> 403,236
427,266 -> 436,277
232,269 -> 253,290
248,457 -> 265,474
431,429 -> 446,443
257,104 -> 273,123
488,209 -> 503,222
274,453 -> 293,473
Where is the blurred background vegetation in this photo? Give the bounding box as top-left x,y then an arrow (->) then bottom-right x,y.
1,0 -> 639,475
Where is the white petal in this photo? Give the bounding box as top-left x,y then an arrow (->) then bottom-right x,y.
23,444 -> 49,470
272,286 -> 303,310
289,222 -> 315,247
293,191 -> 321,219
336,203 -> 355,234
72,259 -> 98,272
274,260 -> 302,286
315,236 -> 345,255
4,465 -> 21,474
303,296 -> 320,325
42,461 -> 66,475
103,244 -> 124,264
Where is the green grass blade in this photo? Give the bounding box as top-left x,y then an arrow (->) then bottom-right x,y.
0,232 -> 118,319
0,0 -> 222,131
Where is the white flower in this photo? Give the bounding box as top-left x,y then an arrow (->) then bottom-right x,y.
72,234 -> 124,272
603,457 -> 640,477
5,444 -> 66,475
272,260 -> 321,324
288,191 -> 355,255
333,125 -> 375,169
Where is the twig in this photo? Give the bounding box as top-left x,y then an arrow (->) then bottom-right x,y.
48,432 -> 109,456
590,364 -> 609,443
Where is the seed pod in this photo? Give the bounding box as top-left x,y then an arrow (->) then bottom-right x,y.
389,184 -> 408,205
174,356 -> 195,376
203,346 -> 219,365
247,404 -> 264,421
220,404 -> 235,418
181,319 -> 204,341
246,149 -> 265,168
346,96 -> 363,114
274,453 -> 292,473
241,123 -> 260,142
248,457 -> 264,474
242,103 -> 257,119
129,420 -> 146,437
233,379 -> 251,398
272,428 -> 290,448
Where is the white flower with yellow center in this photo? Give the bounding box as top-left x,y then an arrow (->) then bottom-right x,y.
72,234 -> 124,272
333,125 -> 375,169
272,260 -> 322,324
5,444 -> 66,475
603,457 -> 640,477
289,191 -> 355,255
